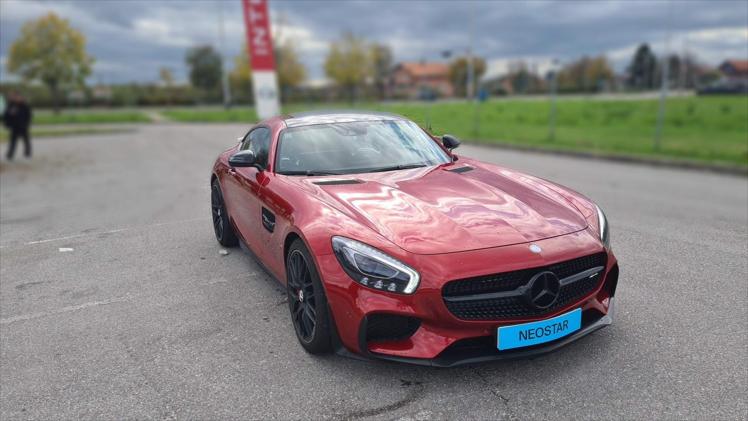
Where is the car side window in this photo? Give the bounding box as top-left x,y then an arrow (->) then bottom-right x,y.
240,127 -> 271,168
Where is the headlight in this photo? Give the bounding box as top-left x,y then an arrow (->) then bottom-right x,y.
596,205 -> 611,249
331,236 -> 420,294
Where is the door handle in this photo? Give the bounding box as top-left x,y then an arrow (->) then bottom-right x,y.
261,207 -> 275,233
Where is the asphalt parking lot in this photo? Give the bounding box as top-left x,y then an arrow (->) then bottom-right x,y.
1,124 -> 746,420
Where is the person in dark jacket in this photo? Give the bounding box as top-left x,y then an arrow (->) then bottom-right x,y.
3,91 -> 33,160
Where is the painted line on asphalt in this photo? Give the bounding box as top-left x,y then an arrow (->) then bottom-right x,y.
0,296 -> 131,325
1,274 -> 269,326
26,229 -> 127,245
0,217 -> 206,249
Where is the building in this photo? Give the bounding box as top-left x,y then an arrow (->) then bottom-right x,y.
388,62 -> 453,99
718,60 -> 748,84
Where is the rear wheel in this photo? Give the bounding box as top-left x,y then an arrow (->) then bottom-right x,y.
211,179 -> 238,247
286,239 -> 333,354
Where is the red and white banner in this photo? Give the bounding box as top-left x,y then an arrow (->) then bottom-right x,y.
242,0 -> 280,119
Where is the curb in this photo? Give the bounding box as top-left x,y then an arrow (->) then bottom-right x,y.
463,140 -> 748,177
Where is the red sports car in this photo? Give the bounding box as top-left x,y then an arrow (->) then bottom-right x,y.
211,111 -> 618,366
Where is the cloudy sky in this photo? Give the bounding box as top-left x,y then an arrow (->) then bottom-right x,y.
1,0 -> 746,84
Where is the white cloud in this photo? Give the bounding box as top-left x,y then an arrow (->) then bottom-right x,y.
274,21 -> 328,53
484,56 -> 556,80
687,26 -> 748,43
2,0 -> 746,83
0,55 -> 18,82
483,25 -> 748,78
604,26 -> 748,70
0,0 -> 125,41
131,18 -> 193,48
0,0 -> 74,22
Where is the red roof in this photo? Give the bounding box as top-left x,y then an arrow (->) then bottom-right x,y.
397,62 -> 450,78
720,60 -> 748,74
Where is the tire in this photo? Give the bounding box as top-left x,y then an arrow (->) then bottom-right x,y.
286,239 -> 333,354
211,179 -> 239,247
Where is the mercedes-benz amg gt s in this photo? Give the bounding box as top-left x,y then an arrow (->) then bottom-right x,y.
210,111 -> 619,367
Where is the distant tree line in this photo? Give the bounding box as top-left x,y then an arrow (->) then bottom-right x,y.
1,12 -> 729,110
483,43 -> 721,96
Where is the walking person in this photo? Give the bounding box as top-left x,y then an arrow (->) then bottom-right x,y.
3,91 -> 33,160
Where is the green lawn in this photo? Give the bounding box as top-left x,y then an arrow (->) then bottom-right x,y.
26,96 -> 748,167
380,97 -> 748,167
0,127 -> 133,141
161,107 -> 258,123
34,110 -> 151,125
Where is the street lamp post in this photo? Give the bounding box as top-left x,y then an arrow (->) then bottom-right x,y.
654,0 -> 672,152
548,59 -> 560,142
218,1 -> 231,108
654,48 -> 669,152
467,47 -> 474,101
466,1 -> 476,101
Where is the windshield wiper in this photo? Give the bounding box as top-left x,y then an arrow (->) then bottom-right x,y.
280,170 -> 345,176
366,163 -> 428,173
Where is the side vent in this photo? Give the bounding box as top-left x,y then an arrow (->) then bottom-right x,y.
446,166 -> 474,174
313,179 -> 363,186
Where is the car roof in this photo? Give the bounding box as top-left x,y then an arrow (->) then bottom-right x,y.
282,110 -> 407,128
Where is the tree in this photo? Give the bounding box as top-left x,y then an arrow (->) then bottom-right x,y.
159,67 -> 174,87
158,67 -> 175,105
7,12 -> 93,113
370,44 -> 392,99
678,54 -> 713,89
449,56 -> 486,97
275,41 -> 306,99
185,45 -> 222,97
627,44 -> 657,90
324,32 -> 371,101
557,56 -> 614,92
656,54 -> 707,90
584,56 -> 615,91
230,44 -> 253,103
501,60 -> 546,94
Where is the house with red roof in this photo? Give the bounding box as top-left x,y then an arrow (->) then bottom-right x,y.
388,62 -> 454,99
718,60 -> 748,84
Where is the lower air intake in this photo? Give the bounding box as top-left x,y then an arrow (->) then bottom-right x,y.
365,314 -> 421,342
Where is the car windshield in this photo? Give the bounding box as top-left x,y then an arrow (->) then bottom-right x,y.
275,119 -> 450,175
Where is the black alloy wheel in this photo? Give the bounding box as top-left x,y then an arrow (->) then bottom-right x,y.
287,250 -> 317,341
211,180 -> 238,247
286,239 -> 333,354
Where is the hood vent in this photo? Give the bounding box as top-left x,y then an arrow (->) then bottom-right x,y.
313,179 -> 363,186
446,166 -> 474,174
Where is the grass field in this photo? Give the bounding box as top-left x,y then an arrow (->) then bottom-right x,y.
0,127 -> 133,142
383,97 -> 748,166
24,96 -> 748,167
164,96 -> 748,167
161,107 -> 257,123
34,110 -> 151,125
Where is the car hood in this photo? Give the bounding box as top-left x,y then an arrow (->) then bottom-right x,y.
295,161 -> 588,255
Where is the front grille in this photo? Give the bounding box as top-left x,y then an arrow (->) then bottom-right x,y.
365,314 -> 421,342
442,253 -> 606,320
434,309 -> 606,364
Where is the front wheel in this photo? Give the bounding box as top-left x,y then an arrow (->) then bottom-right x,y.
286,239 -> 333,354
211,179 -> 238,247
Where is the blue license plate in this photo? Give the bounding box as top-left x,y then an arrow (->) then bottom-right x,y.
497,308 -> 582,351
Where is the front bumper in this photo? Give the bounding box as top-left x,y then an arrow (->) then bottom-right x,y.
339,299 -> 614,367
316,229 -> 619,366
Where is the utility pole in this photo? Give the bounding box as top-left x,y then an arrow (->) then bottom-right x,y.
466,2 -> 475,101
218,0 -> 231,108
549,59 -> 559,141
679,33 -> 688,92
654,2 -> 672,152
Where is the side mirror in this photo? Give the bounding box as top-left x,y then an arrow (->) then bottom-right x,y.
229,150 -> 259,169
442,134 -> 461,151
